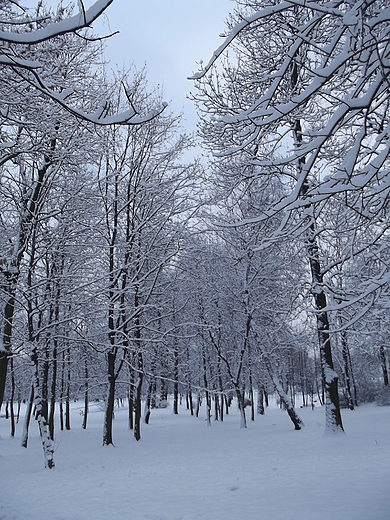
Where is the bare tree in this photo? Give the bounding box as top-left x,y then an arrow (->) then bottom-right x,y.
0,0 -> 165,416
0,1 -> 166,124
191,0 -> 390,433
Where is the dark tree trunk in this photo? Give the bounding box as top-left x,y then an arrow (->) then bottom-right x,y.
201,341 -> 211,426
133,278 -> 143,441
314,351 -> 324,406
380,346 -> 389,387
214,391 -> 220,421
82,348 -> 89,429
195,391 -> 201,418
41,343 -> 49,424
48,338 -> 58,441
257,385 -> 265,415
21,384 -> 34,448
16,392 -> 21,424
249,385 -> 255,422
290,49 -> 343,432
59,348 -> 65,431
160,377 -> 168,402
260,350 -> 303,430
247,342 -> 255,421
348,346 -> 358,406
48,262 -> 63,439
188,388 -> 194,416
299,352 -> 308,407
307,239 -> 343,432
224,394 -> 230,414
218,361 -> 224,422
273,374 -> 304,430
0,150 -> 56,412
149,350 -> 157,410
173,339 -> 179,415
341,330 -> 355,409
103,351 -> 116,445
0,353 -> 9,414
144,386 -> 151,425
128,355 -> 134,431
134,352 -> 143,441
65,346 -> 71,431
264,388 -> 269,408
0,273 -> 17,412
10,355 -> 15,437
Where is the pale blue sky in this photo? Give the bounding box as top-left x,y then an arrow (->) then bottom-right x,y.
24,0 -> 234,131
98,0 -> 233,130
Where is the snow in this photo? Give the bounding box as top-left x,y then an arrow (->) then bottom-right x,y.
1,399 -> 389,520
0,0 -> 114,44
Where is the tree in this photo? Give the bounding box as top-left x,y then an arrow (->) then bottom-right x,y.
0,0 -> 165,415
0,1 -> 165,125
191,0 -> 390,433
94,70 -> 199,445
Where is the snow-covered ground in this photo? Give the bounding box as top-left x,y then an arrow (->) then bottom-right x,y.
1,399 -> 389,519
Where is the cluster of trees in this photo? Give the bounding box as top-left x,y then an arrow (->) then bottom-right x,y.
1,0 -> 390,468
191,0 -> 390,432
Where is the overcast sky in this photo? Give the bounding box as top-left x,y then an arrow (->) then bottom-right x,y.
24,0 -> 234,131
96,0 -> 233,130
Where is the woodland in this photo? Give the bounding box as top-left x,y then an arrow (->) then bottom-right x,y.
1,0 -> 390,472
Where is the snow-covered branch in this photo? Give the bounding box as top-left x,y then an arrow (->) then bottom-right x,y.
0,0 -> 114,44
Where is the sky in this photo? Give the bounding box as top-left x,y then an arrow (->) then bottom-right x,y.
98,0 -> 233,130
25,0 -> 235,132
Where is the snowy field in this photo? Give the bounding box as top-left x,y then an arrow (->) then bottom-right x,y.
1,399 -> 389,520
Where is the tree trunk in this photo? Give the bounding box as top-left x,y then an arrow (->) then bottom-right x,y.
160,377 -> 168,402
134,352 -> 143,441
341,330 -> 355,409
217,359 -> 224,422
82,348 -> 89,430
21,383 -> 34,448
201,341 -> 211,427
307,238 -> 344,432
65,346 -> 71,431
32,346 -> 55,468
0,272 -> 17,412
59,348 -> 65,431
249,385 -> 255,422
214,390 -> 220,421
103,351 -> 116,445
173,339 -> 179,415
195,391 -> 201,418
48,337 -> 57,441
314,351 -> 324,406
188,388 -> 194,416
380,346 -> 389,387
235,385 -> 247,429
272,374 -> 304,431
144,385 -> 152,425
41,340 -> 49,424
257,384 -> 265,415
16,391 -> 21,424
10,355 -> 15,437
0,153 -> 55,413
291,47 -> 343,431
128,355 -> 134,430
259,349 -> 303,430
348,346 -> 358,406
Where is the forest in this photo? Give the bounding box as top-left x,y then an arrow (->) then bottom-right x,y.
1,0 -> 390,476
